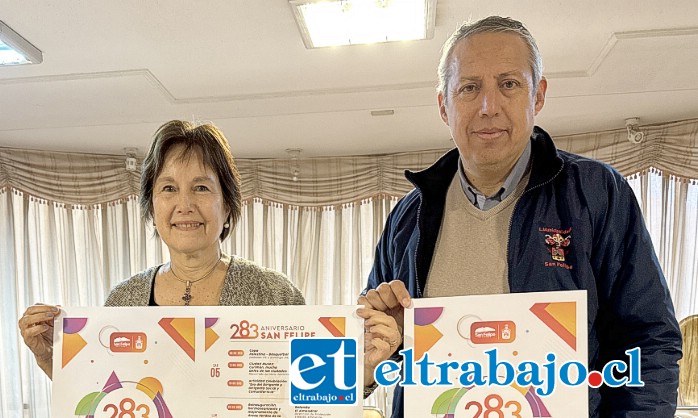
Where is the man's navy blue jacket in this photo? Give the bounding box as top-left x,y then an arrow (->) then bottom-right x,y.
365,127 -> 682,417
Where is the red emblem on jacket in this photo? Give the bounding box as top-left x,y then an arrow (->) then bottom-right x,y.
545,233 -> 571,261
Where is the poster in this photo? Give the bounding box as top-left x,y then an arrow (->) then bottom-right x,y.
402,291 -> 588,418
52,305 -> 363,418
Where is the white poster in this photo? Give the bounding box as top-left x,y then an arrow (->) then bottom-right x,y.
52,305 -> 363,418
402,291 -> 588,418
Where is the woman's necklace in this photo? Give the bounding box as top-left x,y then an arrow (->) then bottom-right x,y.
170,256 -> 221,306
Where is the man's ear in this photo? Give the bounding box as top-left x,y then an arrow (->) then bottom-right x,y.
534,77 -> 547,115
438,92 -> 449,125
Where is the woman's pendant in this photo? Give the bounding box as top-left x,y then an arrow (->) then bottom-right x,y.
182,281 -> 193,306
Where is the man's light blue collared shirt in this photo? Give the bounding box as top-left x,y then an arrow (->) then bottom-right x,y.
458,140 -> 532,211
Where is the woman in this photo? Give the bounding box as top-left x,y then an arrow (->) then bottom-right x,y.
18,120 -> 401,387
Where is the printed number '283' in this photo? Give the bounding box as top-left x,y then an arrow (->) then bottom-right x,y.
103,398 -> 150,418
230,320 -> 259,339
464,394 -> 522,418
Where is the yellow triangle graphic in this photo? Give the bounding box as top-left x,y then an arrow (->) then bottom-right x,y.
170,318 -> 195,348
62,333 -> 87,368
205,328 -> 220,351
545,302 -> 576,337
328,317 -> 345,336
414,324 -> 443,361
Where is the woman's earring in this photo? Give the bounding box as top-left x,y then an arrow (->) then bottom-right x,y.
223,222 -> 230,229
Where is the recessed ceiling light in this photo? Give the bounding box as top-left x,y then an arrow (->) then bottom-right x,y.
290,0 -> 437,48
0,21 -> 43,66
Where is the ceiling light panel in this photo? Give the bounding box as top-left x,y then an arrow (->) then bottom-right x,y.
0,21 -> 43,66
290,0 -> 437,48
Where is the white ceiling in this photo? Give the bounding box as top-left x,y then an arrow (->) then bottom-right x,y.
1,1 -> 697,158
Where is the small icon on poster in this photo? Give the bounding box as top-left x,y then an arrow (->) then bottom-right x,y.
470,321 -> 516,344
110,332 -> 147,352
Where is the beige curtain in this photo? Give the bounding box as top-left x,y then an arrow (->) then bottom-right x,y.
2,119 -> 698,205
223,198 -> 397,305
554,118 -> 698,179
1,118 -> 697,417
627,171 -> 698,322
1,192 -> 166,417
0,146 -> 444,206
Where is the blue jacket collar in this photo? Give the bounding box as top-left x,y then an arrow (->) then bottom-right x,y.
405,126 -> 564,194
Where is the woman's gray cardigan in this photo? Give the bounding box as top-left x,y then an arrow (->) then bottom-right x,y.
104,255 -> 305,306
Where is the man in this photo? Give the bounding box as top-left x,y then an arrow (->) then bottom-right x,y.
360,16 -> 682,418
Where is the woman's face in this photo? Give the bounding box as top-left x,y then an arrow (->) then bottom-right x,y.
152,145 -> 228,257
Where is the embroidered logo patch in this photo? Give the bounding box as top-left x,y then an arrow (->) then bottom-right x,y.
545,233 -> 571,261
540,227 -> 573,270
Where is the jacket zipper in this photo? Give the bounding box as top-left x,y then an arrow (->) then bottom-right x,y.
506,156 -> 564,290
414,194 -> 423,298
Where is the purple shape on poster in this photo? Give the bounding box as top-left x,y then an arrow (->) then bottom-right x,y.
414,307 -> 444,326
63,318 -> 88,334
153,392 -> 173,418
525,389 -> 551,417
102,371 -> 123,393
205,317 -> 218,328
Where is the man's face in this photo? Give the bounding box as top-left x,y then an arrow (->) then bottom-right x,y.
438,32 -> 547,176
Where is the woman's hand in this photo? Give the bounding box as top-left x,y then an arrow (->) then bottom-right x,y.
357,307 -> 402,388
18,304 -> 59,379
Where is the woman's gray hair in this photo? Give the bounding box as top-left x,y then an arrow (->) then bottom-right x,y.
437,16 -> 543,102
